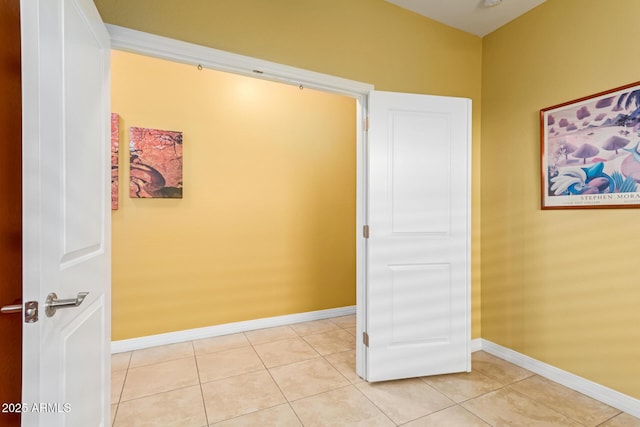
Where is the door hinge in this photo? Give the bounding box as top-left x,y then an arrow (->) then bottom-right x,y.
364,116 -> 369,131
363,225 -> 369,239
363,331 -> 369,347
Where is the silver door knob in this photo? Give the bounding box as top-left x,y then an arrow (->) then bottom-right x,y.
0,304 -> 22,314
1,301 -> 39,323
45,292 -> 89,317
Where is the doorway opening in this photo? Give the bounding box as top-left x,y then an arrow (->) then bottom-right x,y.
108,25 -> 372,377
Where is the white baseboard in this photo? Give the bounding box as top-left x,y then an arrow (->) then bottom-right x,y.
478,339 -> 640,418
111,305 -> 356,354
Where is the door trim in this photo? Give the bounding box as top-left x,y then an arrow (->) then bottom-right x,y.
107,24 -> 373,378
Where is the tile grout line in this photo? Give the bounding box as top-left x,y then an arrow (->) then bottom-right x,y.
458,403 -> 494,427
192,340 -> 212,427
454,367 -> 606,427
253,321 -> 358,425
500,373 -> 623,426
447,366 -> 552,425
110,351 -> 132,426
251,335 -> 307,426
304,321 -> 400,425
503,386 -> 593,426
595,412 -> 626,427
508,381 -> 622,426
348,382 -> 399,426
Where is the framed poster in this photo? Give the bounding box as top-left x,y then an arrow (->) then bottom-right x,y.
541,81 -> 640,209
129,127 -> 183,198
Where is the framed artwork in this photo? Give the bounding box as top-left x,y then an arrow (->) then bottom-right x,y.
111,113 -> 119,210
541,81 -> 640,209
129,127 -> 183,198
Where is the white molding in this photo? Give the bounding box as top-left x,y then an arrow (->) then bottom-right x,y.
478,339 -> 640,418
106,24 -> 374,98
470,338 -> 483,353
111,305 -> 356,354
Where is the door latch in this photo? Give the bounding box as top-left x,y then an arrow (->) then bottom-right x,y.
1,301 -> 39,323
24,301 -> 38,323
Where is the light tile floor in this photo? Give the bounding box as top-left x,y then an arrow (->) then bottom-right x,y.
111,315 -> 640,426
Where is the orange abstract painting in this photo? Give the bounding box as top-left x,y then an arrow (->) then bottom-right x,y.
129,127 -> 183,198
111,113 -> 119,209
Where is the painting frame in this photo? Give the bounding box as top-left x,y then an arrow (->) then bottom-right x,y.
129,126 -> 183,199
541,81 -> 640,209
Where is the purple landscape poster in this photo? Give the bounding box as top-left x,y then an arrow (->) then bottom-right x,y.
541,81 -> 640,208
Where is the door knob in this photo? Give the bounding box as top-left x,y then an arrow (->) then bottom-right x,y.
0,304 -> 22,314
1,301 -> 39,323
45,292 -> 89,317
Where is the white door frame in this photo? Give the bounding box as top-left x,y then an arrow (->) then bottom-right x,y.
107,24 -> 373,377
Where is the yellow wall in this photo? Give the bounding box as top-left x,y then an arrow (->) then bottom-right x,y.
482,0 -> 640,398
99,0 -> 640,400
97,0 -> 484,339
111,50 -> 357,339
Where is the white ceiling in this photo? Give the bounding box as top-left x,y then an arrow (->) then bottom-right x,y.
385,0 -> 546,37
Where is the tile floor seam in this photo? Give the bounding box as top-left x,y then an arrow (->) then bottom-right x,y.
414,380 -> 460,423
261,349 -> 296,403
111,351 -> 132,410
203,402 -> 298,427
253,336 -> 303,346
347,382 -> 405,426
441,378 -> 515,406
119,357 -> 201,403
118,382 -> 201,404
253,337 -> 323,369
508,375 -> 624,427
251,341 -> 270,371
320,353 -> 354,385
300,331 -> 354,356
595,412 -> 625,426
192,345 -> 213,427
504,385 -> 592,426
111,403 -> 118,427
195,344 -> 251,357
215,400 -> 288,425
286,401 -> 306,427
124,351 -> 132,370
285,383 -> 354,405
198,366 -> 267,386
456,404 -> 494,427
244,325 -> 298,346
259,354 -> 323,370
114,368 -> 128,404
393,404 -> 485,427
293,326 -> 341,338
257,352 -> 307,426
458,404 -> 496,427
126,354 -> 196,370
288,383 -> 400,426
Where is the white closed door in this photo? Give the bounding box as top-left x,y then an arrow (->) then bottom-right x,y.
21,0 -> 111,425
364,90 -> 471,382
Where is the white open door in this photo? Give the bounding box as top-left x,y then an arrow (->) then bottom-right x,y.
362,90 -> 471,382
21,0 -> 111,425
